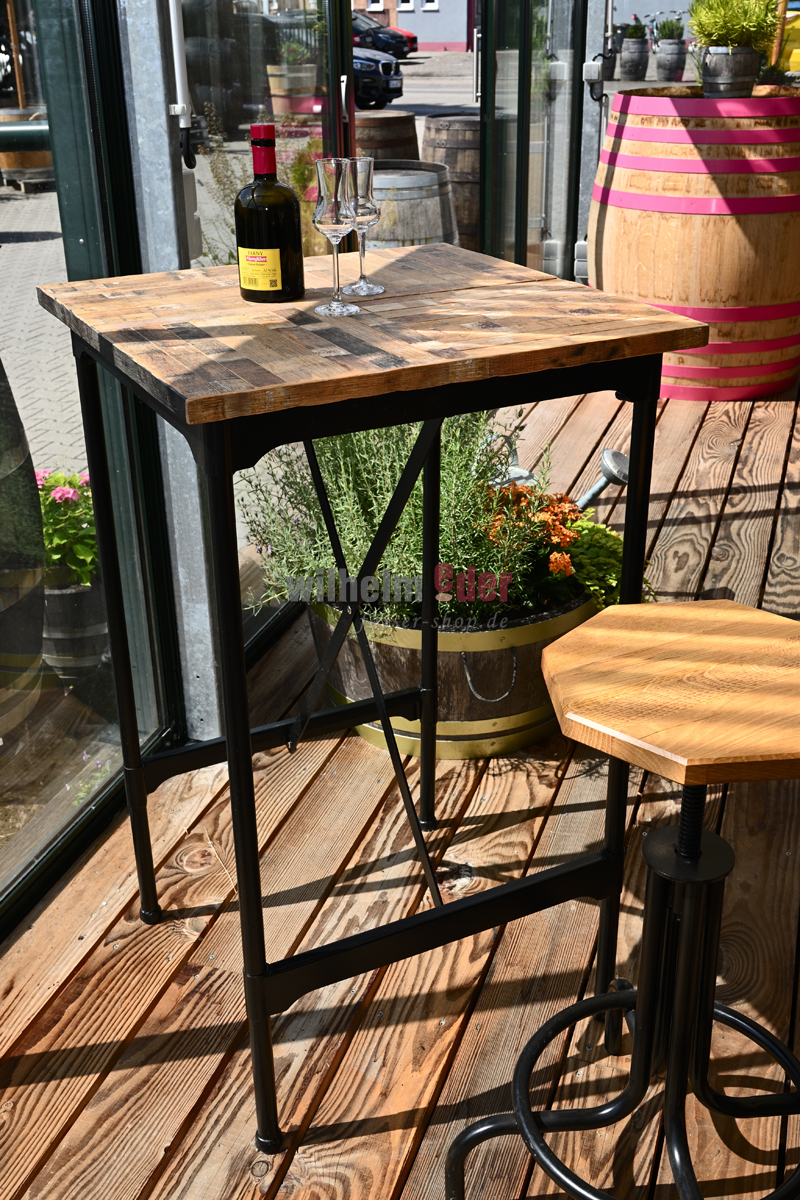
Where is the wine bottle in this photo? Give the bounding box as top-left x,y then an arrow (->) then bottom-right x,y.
235,123 -> 305,303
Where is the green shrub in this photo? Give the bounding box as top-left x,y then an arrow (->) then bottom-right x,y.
689,0 -> 778,52
239,414 -> 650,627
278,40 -> 311,66
37,470 -> 98,586
624,23 -> 648,37
659,18 -> 685,38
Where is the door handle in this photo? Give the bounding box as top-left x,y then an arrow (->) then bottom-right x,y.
473,29 -> 481,101
340,74 -> 349,121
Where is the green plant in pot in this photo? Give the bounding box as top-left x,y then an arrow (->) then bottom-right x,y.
689,0 -> 779,97
240,412 -> 648,760
620,21 -> 650,81
657,18 -> 687,80
267,40 -> 318,113
37,470 -> 107,685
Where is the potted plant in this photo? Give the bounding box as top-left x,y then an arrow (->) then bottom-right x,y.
657,18 -> 687,79
240,413 -> 647,760
689,0 -> 779,97
620,21 -> 649,80
267,41 -> 318,114
37,470 -> 107,685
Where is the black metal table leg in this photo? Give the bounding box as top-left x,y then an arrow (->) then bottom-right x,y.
75,352 -> 162,924
202,425 -> 282,1152
419,423 -> 440,830
596,756 -> 629,1053
596,380 -> 659,1044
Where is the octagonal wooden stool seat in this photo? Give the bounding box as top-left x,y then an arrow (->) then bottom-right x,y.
446,601 -> 800,1200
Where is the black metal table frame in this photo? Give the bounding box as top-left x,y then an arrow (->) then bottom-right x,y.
73,330 -> 661,1151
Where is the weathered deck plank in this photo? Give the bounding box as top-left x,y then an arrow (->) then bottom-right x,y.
2,397 -> 799,1200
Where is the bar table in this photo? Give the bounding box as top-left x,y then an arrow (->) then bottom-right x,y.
38,243 -> 707,1151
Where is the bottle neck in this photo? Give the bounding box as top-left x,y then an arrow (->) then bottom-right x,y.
252,142 -> 277,176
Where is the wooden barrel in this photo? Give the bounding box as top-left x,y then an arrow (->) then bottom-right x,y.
0,359 -> 43,735
371,160 -> 459,248
0,109 -> 53,184
589,86 -> 800,402
42,584 -> 108,685
309,596 -> 596,759
422,114 -> 480,251
355,110 -> 420,161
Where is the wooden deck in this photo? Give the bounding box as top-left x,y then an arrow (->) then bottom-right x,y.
2,392 -> 799,1200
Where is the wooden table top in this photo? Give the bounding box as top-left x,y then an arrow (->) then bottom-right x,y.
542,599 -> 800,786
38,244 -> 708,426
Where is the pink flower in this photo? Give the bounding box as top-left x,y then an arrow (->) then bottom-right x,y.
51,486 -> 80,503
78,474 -> 90,486
35,470 -> 51,488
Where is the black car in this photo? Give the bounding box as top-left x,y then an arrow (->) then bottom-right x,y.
353,46 -> 403,109
352,12 -> 409,58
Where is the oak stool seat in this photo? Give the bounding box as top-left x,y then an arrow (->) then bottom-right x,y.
446,600 -> 800,1200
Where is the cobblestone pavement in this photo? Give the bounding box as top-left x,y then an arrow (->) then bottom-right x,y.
0,184 -> 86,474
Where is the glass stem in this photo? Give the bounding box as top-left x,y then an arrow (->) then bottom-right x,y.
332,243 -> 342,302
359,230 -> 367,283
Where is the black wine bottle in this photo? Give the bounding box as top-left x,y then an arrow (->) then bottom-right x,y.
235,123 -> 305,303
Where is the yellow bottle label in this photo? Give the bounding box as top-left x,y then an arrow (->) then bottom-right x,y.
238,247 -> 282,292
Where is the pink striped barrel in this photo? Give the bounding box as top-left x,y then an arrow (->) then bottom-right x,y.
588,86 -> 800,401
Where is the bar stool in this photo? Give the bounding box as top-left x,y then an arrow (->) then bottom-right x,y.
446,599 -> 800,1200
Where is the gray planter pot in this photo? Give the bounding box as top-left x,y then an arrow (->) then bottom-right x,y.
657,39 -> 687,81
701,45 -> 759,98
620,38 -> 649,81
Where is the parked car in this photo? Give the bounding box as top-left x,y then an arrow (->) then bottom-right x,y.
390,25 -> 418,53
352,12 -> 409,57
353,46 -> 403,108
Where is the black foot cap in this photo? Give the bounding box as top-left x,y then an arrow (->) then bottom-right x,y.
255,1130 -> 283,1153
140,906 -> 163,925
419,820 -> 437,832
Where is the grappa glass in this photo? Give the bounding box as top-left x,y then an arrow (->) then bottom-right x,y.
343,157 -> 384,298
311,158 -> 359,317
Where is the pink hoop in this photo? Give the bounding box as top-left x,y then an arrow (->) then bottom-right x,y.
613,94 -> 800,119
605,122 -> 800,146
592,182 -> 800,215
660,378 -> 799,400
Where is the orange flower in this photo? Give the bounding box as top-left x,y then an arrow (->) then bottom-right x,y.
549,551 -> 573,576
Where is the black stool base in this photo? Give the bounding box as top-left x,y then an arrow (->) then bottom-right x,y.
446,800 -> 800,1200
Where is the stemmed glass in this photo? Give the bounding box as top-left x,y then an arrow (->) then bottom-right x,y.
312,158 -> 359,317
343,157 -> 384,298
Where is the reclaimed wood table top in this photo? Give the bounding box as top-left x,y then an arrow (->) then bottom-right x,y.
542,598 -> 800,786
37,244 -> 708,426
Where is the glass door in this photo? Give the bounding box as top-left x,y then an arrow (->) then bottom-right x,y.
479,0 -> 587,278
184,0 -> 354,266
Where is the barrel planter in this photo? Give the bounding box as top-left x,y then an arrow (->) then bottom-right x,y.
0,360 -> 43,735
589,87 -> 800,402
422,114 -> 480,251
656,39 -> 686,82
371,160 -> 459,248
266,64 -> 318,114
355,110 -> 420,161
620,38 -> 649,81
308,595 -> 596,759
43,583 -> 108,686
0,109 -> 52,188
